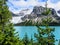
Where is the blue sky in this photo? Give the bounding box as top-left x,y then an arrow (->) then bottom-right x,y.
7,0 -> 60,13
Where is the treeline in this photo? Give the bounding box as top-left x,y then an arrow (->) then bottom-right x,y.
15,19 -> 60,26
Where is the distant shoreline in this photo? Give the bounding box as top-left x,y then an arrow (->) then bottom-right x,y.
14,23 -> 60,26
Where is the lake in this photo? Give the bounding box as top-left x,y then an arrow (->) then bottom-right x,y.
14,26 -> 60,45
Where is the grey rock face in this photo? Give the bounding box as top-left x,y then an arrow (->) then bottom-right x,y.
32,6 -> 57,17
12,6 -> 60,24
21,6 -> 60,23
21,13 -> 37,21
57,10 -> 60,14
32,6 -> 45,15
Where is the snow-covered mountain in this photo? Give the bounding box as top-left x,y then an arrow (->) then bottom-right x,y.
11,6 -> 60,24
11,9 -> 33,24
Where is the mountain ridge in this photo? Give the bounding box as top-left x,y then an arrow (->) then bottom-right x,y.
11,6 -> 60,25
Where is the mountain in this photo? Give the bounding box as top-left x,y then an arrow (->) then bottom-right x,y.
57,10 -> 60,14
11,9 -> 32,24
11,6 -> 60,25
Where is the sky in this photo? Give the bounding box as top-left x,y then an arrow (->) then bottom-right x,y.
7,0 -> 60,14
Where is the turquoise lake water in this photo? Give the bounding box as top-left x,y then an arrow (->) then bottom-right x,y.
14,26 -> 60,45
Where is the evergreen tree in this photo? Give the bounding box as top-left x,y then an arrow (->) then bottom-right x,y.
58,39 -> 60,45
34,1 -> 55,45
0,0 -> 23,45
29,35 -> 34,45
34,26 -> 55,45
22,33 -> 29,45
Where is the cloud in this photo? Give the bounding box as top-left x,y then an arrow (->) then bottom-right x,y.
51,0 -> 60,3
7,0 -> 38,13
10,0 -> 37,7
47,0 -> 60,10
7,0 -> 60,13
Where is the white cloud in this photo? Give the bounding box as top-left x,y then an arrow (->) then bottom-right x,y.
8,0 -> 38,13
8,0 -> 60,14
47,0 -> 60,10
9,0 -> 37,7
46,0 -> 60,16
55,2 -> 60,10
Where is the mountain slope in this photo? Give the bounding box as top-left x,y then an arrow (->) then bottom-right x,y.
11,6 -> 60,25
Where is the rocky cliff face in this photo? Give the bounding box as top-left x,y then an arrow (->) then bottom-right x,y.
57,10 -> 60,14
11,9 -> 32,24
21,6 -> 60,23
12,6 -> 60,24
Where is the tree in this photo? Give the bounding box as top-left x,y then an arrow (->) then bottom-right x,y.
34,26 -> 55,45
29,35 -> 34,45
34,1 -> 55,45
0,0 -> 23,45
58,39 -> 60,45
22,33 -> 30,45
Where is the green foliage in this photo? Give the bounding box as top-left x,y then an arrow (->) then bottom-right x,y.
41,8 -> 51,15
34,26 -> 55,45
22,33 -> 35,45
29,36 -> 34,45
0,0 -> 24,45
24,20 -> 33,26
42,17 -> 52,26
24,20 -> 41,26
58,39 -> 60,45
22,33 -> 30,45
41,1 -> 51,16
0,0 -> 57,45
34,1 -> 55,45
